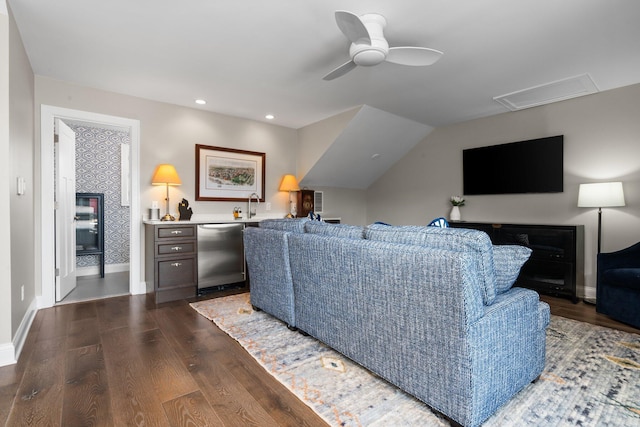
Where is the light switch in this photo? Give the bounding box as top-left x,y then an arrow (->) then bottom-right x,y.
17,177 -> 26,195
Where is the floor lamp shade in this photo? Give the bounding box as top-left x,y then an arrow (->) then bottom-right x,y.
152,164 -> 182,221
578,181 -> 625,254
577,182 -> 625,208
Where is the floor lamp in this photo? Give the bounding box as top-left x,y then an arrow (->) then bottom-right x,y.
279,174 -> 300,218
152,164 -> 182,221
577,181 -> 625,303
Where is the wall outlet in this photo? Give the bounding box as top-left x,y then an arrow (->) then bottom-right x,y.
266,202 -> 271,211
21,285 -> 24,301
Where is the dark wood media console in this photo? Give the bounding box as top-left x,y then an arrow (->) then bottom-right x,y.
450,222 -> 584,302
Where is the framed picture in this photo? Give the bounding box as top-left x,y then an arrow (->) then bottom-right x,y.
196,144 -> 265,201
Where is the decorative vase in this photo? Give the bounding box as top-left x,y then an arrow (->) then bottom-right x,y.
449,206 -> 461,222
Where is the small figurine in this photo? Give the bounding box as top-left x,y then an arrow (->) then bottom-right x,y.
178,198 -> 193,221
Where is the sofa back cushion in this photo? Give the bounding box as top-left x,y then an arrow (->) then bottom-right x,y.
304,221 -> 365,239
492,245 -> 532,292
365,224 -> 497,304
259,218 -> 308,233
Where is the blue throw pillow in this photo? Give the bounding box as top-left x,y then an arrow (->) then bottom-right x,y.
492,245 -> 532,293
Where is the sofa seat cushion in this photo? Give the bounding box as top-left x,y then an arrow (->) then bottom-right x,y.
365,224 -> 498,305
492,245 -> 533,293
304,221 -> 365,239
602,268 -> 640,290
259,218 -> 308,233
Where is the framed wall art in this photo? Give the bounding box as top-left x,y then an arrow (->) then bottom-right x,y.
195,144 -> 265,201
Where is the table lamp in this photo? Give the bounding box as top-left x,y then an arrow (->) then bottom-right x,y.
152,164 -> 182,221
279,174 -> 300,217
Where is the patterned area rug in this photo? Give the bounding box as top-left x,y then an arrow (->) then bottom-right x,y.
190,294 -> 640,427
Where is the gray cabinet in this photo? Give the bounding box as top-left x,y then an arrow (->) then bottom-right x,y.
145,223 -> 197,303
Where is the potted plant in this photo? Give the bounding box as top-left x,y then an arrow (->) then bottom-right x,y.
450,196 -> 465,221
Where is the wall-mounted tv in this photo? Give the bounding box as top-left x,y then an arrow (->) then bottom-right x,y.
463,135 -> 563,195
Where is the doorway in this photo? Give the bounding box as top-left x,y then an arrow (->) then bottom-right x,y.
40,105 -> 142,308
61,120 -> 132,303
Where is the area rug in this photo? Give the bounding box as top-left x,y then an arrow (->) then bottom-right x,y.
190,294 -> 640,426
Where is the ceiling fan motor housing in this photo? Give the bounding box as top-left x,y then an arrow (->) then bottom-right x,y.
350,41 -> 388,66
350,13 -> 389,66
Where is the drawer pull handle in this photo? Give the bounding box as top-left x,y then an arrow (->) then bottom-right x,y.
171,230 -> 183,235
171,246 -> 182,251
171,262 -> 182,267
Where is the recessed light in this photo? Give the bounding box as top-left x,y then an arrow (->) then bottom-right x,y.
195,99 -> 207,105
265,114 -> 275,120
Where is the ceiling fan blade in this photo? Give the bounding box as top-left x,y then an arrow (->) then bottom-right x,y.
335,10 -> 371,44
386,47 -> 443,66
323,60 -> 358,81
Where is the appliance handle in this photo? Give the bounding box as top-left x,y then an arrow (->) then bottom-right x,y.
199,223 -> 243,230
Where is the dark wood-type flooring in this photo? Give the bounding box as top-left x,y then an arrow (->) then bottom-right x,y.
1,290 -> 638,426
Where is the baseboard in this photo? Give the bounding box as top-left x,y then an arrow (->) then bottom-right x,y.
77,263 -> 130,277
0,342 -> 16,367
12,298 -> 38,364
0,298 -> 38,367
583,285 -> 596,302
132,280 -> 148,295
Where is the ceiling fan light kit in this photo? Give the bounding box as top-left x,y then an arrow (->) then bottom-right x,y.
323,10 -> 443,80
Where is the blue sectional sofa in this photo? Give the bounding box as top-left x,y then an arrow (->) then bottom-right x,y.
244,219 -> 550,427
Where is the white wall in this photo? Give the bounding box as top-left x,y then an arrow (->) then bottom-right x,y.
8,3 -> 34,340
296,106 -> 359,179
0,7 -> 13,356
367,83 -> 640,297
35,77 -> 298,218
34,76 -> 299,294
296,106 -> 367,225
311,186 -> 367,226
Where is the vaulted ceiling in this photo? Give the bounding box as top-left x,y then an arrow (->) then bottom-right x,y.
8,0 -> 640,188
9,0 -> 640,130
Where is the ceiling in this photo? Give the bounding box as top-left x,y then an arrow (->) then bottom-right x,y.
8,0 -> 640,131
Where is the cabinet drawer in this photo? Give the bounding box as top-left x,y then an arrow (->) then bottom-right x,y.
157,242 -> 196,256
157,226 -> 195,239
157,257 -> 195,288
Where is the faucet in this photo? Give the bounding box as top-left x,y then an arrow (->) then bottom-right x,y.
248,193 -> 260,219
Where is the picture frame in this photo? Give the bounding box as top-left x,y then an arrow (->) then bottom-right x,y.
195,144 -> 265,201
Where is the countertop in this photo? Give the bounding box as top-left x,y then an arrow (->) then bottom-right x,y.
142,213 -> 341,225
142,213 -> 287,225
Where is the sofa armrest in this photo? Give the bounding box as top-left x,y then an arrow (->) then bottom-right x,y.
244,227 -> 296,326
466,287 -> 549,425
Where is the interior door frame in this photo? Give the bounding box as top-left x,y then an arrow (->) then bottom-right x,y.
39,105 -> 142,308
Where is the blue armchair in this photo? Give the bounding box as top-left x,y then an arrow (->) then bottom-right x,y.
596,242 -> 640,329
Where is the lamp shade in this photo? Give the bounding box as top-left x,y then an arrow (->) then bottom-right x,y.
151,164 -> 182,185
577,182 -> 625,208
279,174 -> 300,192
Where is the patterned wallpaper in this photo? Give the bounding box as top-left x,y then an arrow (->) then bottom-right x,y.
71,124 -> 130,268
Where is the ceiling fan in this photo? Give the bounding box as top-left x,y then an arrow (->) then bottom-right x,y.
323,11 -> 443,81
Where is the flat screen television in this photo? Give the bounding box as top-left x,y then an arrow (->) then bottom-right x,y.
463,135 -> 563,195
